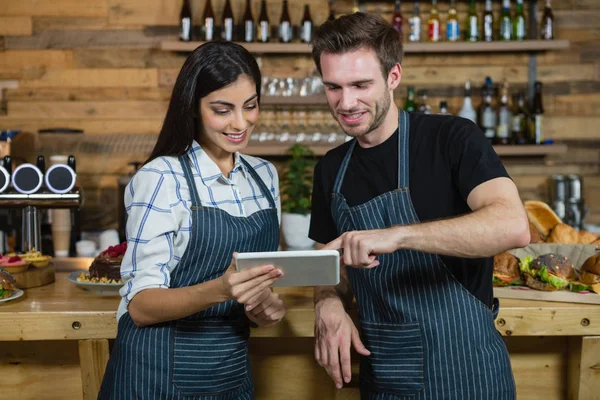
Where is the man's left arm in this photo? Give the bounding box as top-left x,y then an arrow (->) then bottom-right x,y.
326,177 -> 530,267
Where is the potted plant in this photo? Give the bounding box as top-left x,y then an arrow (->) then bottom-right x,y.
280,143 -> 316,250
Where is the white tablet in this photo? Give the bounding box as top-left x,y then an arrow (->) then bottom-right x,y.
236,250 -> 340,287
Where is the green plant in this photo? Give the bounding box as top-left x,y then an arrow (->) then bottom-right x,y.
280,143 -> 316,214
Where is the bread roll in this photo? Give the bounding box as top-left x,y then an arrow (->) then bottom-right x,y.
546,223 -> 579,244
593,238 -> 600,246
578,230 -> 598,245
529,222 -> 544,243
524,201 -> 562,240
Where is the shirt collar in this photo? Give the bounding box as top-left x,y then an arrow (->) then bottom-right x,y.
186,141 -> 249,187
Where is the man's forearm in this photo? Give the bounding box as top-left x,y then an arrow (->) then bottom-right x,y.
393,200 -> 530,258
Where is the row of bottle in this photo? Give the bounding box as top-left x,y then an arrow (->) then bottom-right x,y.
180,0 -> 314,43
404,78 -> 545,145
392,0 -> 555,42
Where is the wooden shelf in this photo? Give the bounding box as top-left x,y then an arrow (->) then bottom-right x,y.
261,95 -> 327,105
161,40 -> 569,54
245,143 -> 567,157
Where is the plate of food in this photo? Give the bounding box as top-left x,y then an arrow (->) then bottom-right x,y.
67,242 -> 126,294
0,266 -> 24,304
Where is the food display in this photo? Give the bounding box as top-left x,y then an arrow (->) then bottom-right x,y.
0,267 -> 17,299
77,242 -> 126,284
20,249 -> 52,268
492,252 -> 523,287
0,255 -> 29,273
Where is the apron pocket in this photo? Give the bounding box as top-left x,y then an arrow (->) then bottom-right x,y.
172,318 -> 249,396
360,321 -> 424,395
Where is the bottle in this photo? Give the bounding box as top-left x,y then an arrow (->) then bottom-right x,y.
540,0 -> 554,40
327,0 -> 336,21
257,0 -> 270,43
352,0 -> 361,13
495,80 -> 512,145
511,91 -> 529,144
404,86 -> 417,112
428,0 -> 441,42
222,0 -> 234,41
483,0 -> 494,42
409,1 -> 421,42
300,4 -> 313,43
279,0 -> 292,43
467,0 -> 479,42
529,81 -> 544,144
499,0 -> 512,40
459,80 -> 477,123
417,90 -> 432,114
202,0 -> 215,41
179,0 -> 192,42
479,77 -> 497,143
513,0 -> 526,40
446,0 -> 460,42
439,101 -> 450,115
392,0 -> 404,39
243,0 -> 255,43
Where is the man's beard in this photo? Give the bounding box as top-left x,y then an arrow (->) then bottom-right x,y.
331,89 -> 392,138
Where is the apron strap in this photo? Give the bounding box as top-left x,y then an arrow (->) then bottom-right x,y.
398,108 -> 410,189
178,155 -> 203,207
333,139 -> 357,194
240,157 -> 277,209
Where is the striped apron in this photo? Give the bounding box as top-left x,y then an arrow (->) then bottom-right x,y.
99,155 -> 279,400
331,109 -> 516,399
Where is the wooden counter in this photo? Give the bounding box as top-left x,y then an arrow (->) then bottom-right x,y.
0,270 -> 599,399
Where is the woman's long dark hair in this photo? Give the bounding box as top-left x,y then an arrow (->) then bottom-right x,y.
146,41 -> 262,164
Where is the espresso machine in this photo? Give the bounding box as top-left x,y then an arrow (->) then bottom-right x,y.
0,155 -> 83,253
548,174 -> 586,230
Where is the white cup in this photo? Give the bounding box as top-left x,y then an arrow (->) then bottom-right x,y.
99,229 -> 120,251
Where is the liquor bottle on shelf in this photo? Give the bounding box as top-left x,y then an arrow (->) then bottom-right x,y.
446,0 -> 460,42
243,0 -> 255,43
301,4 -> 313,43
222,0 -> 235,41
483,0 -> 494,42
439,101 -> 450,115
409,0 -> 421,42
458,80 -> 477,123
257,0 -> 270,43
428,0 -> 441,42
392,0 -> 404,39
529,81 -> 544,144
495,80 -> 512,145
540,0 -> 554,40
479,77 -> 497,143
466,0 -> 479,42
202,0 -> 215,41
327,0 -> 336,21
513,0 -> 526,40
179,0 -> 192,42
511,91 -> 529,144
279,0 -> 293,43
404,86 -> 417,112
417,90 -> 432,114
499,0 -> 512,40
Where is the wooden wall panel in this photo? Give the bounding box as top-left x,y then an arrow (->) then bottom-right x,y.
0,17 -> 33,36
0,0 -> 108,17
19,69 -> 159,88
7,101 -> 168,119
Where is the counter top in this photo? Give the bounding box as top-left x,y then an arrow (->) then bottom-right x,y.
1,270 -> 599,341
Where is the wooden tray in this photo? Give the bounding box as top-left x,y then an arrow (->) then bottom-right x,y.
494,286 -> 600,305
12,264 -> 55,289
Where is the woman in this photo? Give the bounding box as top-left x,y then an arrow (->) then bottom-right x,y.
99,42 -> 286,399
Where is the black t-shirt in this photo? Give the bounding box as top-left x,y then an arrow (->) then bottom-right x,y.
309,113 -> 510,308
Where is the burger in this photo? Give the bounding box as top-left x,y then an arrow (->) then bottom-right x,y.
0,266 -> 17,299
579,254 -> 600,294
493,252 -> 523,286
519,253 -> 575,291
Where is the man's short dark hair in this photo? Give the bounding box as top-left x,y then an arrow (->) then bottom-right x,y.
311,12 -> 404,78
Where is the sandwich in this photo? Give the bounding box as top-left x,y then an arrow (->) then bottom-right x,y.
519,253 -> 575,291
579,254 -> 600,294
493,252 -> 523,286
0,266 -> 17,299
524,200 -> 562,240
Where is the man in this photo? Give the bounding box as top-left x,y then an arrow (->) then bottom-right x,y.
309,12 -> 529,400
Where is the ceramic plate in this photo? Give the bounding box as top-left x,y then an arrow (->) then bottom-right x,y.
67,271 -> 123,294
0,288 -> 24,304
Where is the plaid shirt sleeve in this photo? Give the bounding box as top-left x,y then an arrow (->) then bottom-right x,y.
119,163 -> 178,305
